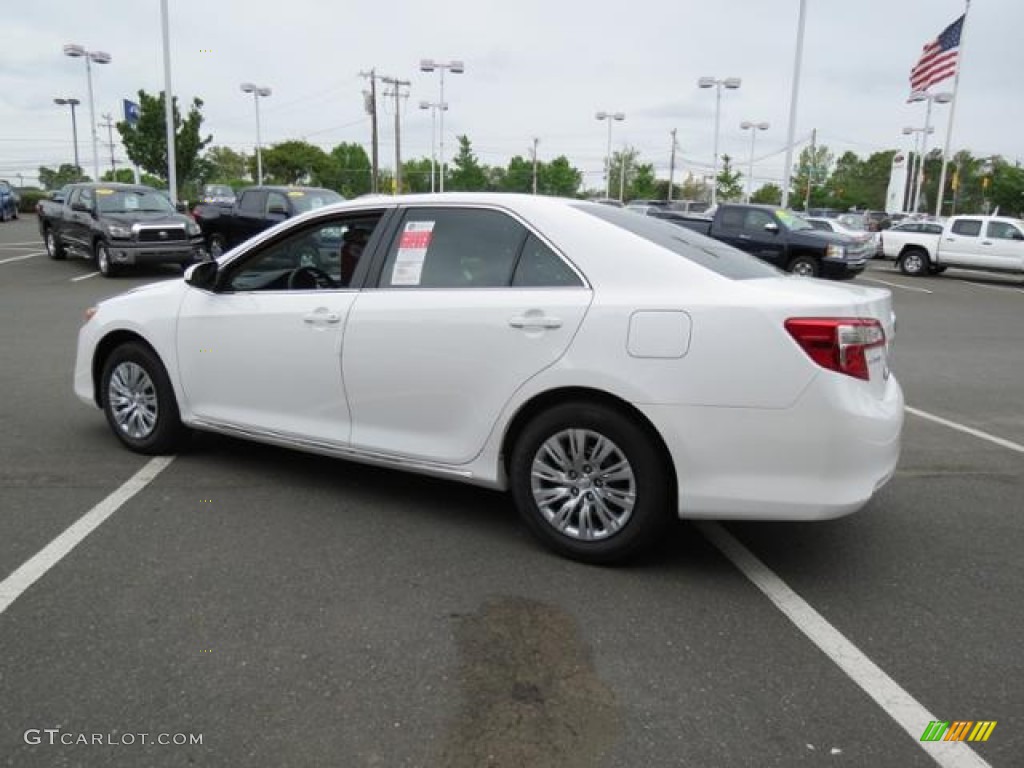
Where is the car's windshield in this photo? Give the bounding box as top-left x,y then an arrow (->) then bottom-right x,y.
95,188 -> 175,214
204,185 -> 234,197
575,202 -> 780,280
287,190 -> 343,213
774,209 -> 813,231
837,214 -> 867,231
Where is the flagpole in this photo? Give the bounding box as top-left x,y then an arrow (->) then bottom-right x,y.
934,0 -> 971,217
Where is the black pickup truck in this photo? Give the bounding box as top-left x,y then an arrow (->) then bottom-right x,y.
38,183 -> 206,277
666,203 -> 870,279
191,186 -> 343,257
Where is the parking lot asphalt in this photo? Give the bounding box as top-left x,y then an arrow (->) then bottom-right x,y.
1,214 -> 1020,767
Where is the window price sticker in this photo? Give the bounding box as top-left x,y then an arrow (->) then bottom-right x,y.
391,221 -> 435,286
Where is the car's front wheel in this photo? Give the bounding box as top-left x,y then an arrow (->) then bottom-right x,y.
100,342 -> 188,454
95,240 -> 117,277
788,255 -> 820,278
509,402 -> 672,564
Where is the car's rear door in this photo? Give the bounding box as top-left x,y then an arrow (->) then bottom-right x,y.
341,205 -> 592,464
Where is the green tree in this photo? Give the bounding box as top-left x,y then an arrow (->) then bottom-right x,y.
204,146 -> 250,184
257,140 -> 328,186
500,155 -> 534,193
750,183 -> 783,205
716,154 -> 744,202
608,147 -> 642,201
538,156 -> 582,197
401,157 -> 435,193
989,158 -> 1024,217
630,162 -> 658,199
447,135 -> 488,191
316,142 -> 372,196
38,164 -> 88,189
117,90 -> 212,196
790,144 -> 833,209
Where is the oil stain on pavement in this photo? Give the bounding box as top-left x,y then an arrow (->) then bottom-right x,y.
437,596 -> 622,768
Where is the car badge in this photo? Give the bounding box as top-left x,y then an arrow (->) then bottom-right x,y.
159,230 -> 168,239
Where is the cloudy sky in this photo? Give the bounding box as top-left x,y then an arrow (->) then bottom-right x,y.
2,0 -> 1021,191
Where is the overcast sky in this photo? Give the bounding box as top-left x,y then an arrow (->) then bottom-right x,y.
2,0 -> 1021,191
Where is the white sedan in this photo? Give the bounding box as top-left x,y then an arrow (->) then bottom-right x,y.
75,194 -> 903,563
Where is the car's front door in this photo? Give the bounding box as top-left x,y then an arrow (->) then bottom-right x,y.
342,206 -> 592,464
63,187 -> 95,255
739,209 -> 788,268
175,212 -> 384,443
940,218 -> 985,267
980,220 -> 1024,272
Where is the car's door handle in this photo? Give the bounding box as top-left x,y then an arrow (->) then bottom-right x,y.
303,310 -> 341,324
509,314 -> 562,330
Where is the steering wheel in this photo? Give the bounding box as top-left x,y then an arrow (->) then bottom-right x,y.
287,266 -> 338,290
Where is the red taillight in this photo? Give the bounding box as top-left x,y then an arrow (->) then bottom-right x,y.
784,318 -> 885,381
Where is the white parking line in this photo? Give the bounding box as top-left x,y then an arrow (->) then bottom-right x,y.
0,457 -> 175,616
0,241 -> 45,247
71,271 -> 100,282
697,521 -> 992,768
860,277 -> 934,294
0,251 -> 44,265
958,280 -> 1024,295
907,406 -> 1024,454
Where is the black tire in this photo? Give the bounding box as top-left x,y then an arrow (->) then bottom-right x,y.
100,342 -> 189,454
788,255 -> 820,278
509,401 -> 673,564
95,239 -> 118,277
44,227 -> 66,260
898,248 -> 930,276
208,233 -> 227,259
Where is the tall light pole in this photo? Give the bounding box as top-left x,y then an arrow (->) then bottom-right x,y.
54,98 -> 81,173
382,76 -> 410,194
595,111 -> 625,200
419,59 -> 464,193
63,44 -> 111,182
740,121 -> 770,203
159,0 -> 177,203
781,0 -> 808,209
901,125 -> 932,213
418,100 -> 447,193
531,137 -> 540,195
697,76 -> 741,207
240,83 -> 272,185
907,90 -> 953,213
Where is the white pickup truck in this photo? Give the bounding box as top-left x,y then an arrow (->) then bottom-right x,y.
884,215 -> 1024,277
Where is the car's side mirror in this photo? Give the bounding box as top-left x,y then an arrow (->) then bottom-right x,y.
764,222 -> 780,233
185,260 -> 219,290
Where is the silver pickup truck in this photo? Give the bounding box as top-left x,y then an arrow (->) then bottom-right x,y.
885,215 -> 1024,277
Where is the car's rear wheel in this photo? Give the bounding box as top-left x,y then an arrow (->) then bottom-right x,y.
510,402 -> 672,564
100,342 -> 188,454
788,255 -> 819,278
95,240 -> 117,277
898,248 -> 930,276
44,227 -> 66,260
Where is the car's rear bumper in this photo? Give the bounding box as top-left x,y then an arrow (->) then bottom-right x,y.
639,372 -> 903,521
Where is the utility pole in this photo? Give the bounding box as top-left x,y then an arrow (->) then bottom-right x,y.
99,113 -> 117,177
359,69 -> 381,194
803,128 -> 816,212
668,128 -> 678,201
531,137 -> 539,195
619,152 -> 628,202
382,76 -> 410,194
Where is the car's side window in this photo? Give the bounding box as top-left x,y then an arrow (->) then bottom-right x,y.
266,191 -> 289,215
378,208 -> 526,289
512,234 -> 583,288
719,208 -> 743,231
985,221 -> 1023,241
743,210 -> 774,233
238,191 -> 263,214
951,219 -> 982,237
220,212 -> 384,292
809,220 -> 830,231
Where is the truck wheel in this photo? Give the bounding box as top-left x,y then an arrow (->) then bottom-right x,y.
788,255 -> 819,278
509,401 -> 673,564
44,227 -> 67,260
898,248 -> 929,276
209,234 -> 227,258
95,240 -> 118,277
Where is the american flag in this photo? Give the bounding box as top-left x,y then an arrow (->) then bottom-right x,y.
909,14 -> 965,93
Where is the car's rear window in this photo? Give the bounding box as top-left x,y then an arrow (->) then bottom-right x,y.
573,202 -> 780,280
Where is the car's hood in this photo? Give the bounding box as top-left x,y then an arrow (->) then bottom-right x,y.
789,228 -> 861,246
